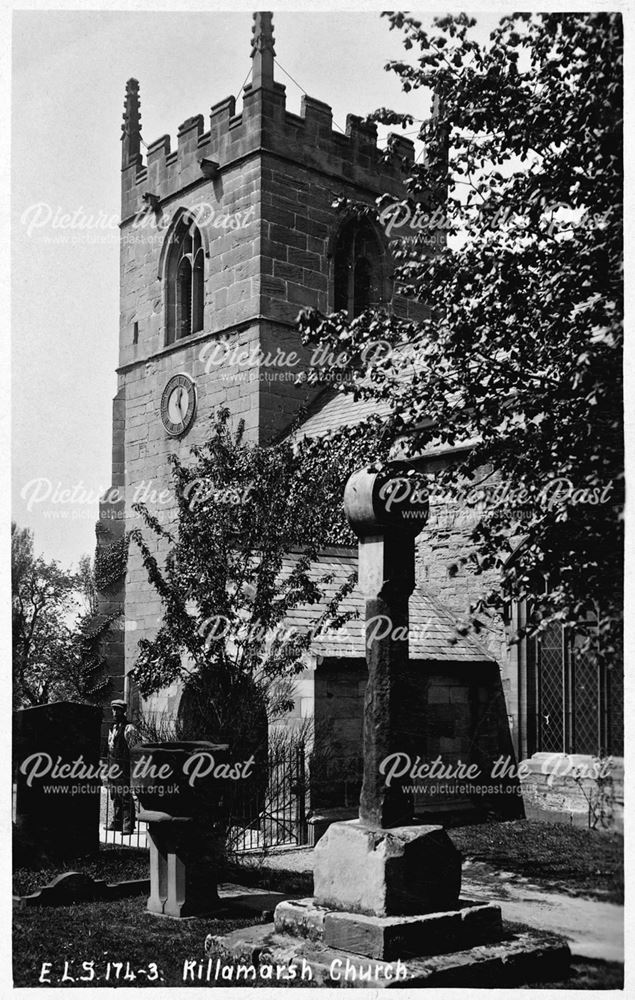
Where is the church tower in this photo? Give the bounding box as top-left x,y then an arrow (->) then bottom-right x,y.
98,12 -> 417,715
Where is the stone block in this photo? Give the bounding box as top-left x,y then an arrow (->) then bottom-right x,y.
272,260 -> 304,282
206,922 -> 570,988
304,270 -> 328,291
324,909 -> 460,960
286,282 -> 318,307
323,901 -> 501,960
271,897 -> 501,961
460,901 -> 503,941
313,820 -> 461,917
450,686 -> 469,703
287,248 -> 321,271
428,686 -> 451,704
274,899 -> 329,940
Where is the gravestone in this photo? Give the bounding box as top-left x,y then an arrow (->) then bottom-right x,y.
14,701 -> 102,860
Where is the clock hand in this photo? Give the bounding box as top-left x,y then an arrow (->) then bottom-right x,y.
170,389 -> 180,423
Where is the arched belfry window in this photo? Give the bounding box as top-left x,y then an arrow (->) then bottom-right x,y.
333,219 -> 383,317
166,218 -> 205,344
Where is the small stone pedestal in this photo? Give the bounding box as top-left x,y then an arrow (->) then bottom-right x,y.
140,809 -> 220,918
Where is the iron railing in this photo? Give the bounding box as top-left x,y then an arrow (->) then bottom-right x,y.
226,745 -> 308,853
99,745 -> 309,853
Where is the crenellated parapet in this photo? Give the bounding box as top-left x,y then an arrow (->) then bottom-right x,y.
120,76 -> 415,223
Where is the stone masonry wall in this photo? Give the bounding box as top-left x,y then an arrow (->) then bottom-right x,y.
413,454 -> 522,757
113,75 -> 425,717
415,525 -> 522,757
313,658 -> 521,822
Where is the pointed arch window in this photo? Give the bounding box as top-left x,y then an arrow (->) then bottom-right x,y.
166,219 -> 205,344
333,219 -> 383,317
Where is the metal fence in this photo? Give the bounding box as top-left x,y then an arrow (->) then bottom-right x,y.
226,745 -> 308,853
100,779 -> 147,850
99,746 -> 309,853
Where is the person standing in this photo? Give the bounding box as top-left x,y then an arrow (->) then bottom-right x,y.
106,699 -> 138,834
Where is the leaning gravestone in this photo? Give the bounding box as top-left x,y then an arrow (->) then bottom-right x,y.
14,702 -> 102,860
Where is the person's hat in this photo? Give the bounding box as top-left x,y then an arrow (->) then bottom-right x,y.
110,699 -> 127,709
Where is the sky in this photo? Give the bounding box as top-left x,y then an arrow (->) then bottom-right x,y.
10,8 -> 503,569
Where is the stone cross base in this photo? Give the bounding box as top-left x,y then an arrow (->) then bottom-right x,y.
205,817 -> 571,986
206,917 -> 571,988
140,809 -> 220,918
313,820 -> 462,917
274,896 -> 502,960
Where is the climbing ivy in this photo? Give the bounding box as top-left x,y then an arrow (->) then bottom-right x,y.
94,534 -> 129,593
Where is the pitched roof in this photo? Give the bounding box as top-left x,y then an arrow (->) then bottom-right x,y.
281,547 -> 494,663
290,338 -> 425,441
293,388 -> 390,439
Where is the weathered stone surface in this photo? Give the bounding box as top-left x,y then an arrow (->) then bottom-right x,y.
143,815 -> 221,918
271,897 -> 501,960
205,922 -> 570,988
344,512 -> 423,828
323,903 -> 501,960
313,820 -> 462,917
274,898 -> 329,940
14,872 -> 150,907
460,898 -> 503,938
519,752 -> 624,832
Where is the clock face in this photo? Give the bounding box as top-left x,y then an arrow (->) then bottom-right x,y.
160,373 -> 197,436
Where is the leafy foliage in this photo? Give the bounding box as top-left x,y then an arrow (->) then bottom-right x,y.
12,523 -> 115,708
299,12 -> 623,660
94,536 -> 129,592
12,523 -> 79,707
129,409 -> 362,741
65,606 -> 117,703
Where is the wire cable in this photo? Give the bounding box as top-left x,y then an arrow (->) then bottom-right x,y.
238,64 -> 253,95
273,57 -> 346,134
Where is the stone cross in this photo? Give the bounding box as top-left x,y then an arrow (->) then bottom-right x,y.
343,466 -> 429,828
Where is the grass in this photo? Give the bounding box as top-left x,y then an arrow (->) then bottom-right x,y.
13,897 -> 256,988
14,821 -> 621,903
448,820 -> 623,903
13,849 -> 312,900
13,820 -> 623,988
13,897 -> 623,989
13,849 -> 150,898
